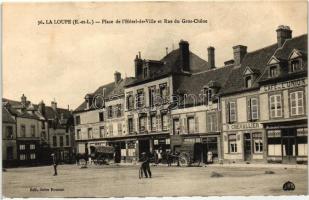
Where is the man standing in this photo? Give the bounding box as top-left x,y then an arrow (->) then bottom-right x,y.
141,152 -> 152,178
51,153 -> 58,176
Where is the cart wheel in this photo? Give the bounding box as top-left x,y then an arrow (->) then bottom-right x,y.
179,153 -> 190,167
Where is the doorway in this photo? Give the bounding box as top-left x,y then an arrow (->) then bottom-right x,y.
282,129 -> 296,163
244,133 -> 252,161
138,139 -> 150,159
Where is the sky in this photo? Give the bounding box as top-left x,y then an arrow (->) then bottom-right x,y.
3,1 -> 308,110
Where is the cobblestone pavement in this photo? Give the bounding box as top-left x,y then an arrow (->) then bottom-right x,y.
2,164 -> 308,197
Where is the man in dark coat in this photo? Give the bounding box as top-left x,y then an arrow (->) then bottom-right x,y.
51,153 -> 58,176
141,152 -> 152,178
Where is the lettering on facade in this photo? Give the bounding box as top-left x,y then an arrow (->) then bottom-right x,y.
225,122 -> 262,131
262,79 -> 306,92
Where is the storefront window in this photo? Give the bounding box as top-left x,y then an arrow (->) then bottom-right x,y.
297,128 -> 307,156
267,130 -> 281,156
290,91 -> 304,116
252,133 -> 263,153
228,134 -> 237,153
270,94 -> 282,118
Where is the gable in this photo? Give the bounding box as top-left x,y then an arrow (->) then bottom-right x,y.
243,66 -> 254,76
267,56 -> 280,65
289,49 -> 302,60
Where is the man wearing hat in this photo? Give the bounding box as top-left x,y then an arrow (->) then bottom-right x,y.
51,153 -> 58,176
141,152 -> 152,178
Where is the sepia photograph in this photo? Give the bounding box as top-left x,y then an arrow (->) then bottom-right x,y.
1,1 -> 308,198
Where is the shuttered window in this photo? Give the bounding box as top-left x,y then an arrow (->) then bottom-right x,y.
290,91 -> 304,116
228,102 -> 237,123
270,94 -> 282,118
248,98 -> 259,120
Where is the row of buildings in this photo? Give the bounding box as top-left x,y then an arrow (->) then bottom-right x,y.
73,25 -> 307,164
2,96 -> 75,167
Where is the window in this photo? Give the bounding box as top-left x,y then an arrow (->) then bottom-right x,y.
151,115 -> 157,132
99,112 -> 104,122
7,147 -> 13,160
187,117 -> 195,134
66,135 -> 69,146
173,118 -> 180,135
203,88 -> 212,105
248,98 -> 259,120
20,125 -> 26,137
6,126 -> 13,139
75,116 -> 81,125
19,144 -> 26,150
76,129 -> 81,140
207,114 -> 217,132
136,89 -> 145,108
116,104 -> 122,117
60,136 -> 64,147
31,125 -> 36,137
99,126 -> 104,138
127,94 -> 134,110
53,136 -> 57,147
228,134 -> 237,153
149,87 -> 156,107
270,94 -> 282,118
245,76 -> 252,88
297,128 -> 308,156
118,123 -> 122,135
269,66 -> 278,77
253,133 -> 263,153
108,124 -> 113,136
160,84 -> 168,102
30,153 -> 36,160
108,106 -> 113,118
128,118 -> 134,134
162,114 -> 168,131
88,128 -> 93,139
30,144 -> 35,150
228,102 -> 237,123
291,60 -> 301,72
290,91 -> 304,116
20,154 -> 26,160
267,130 -> 281,156
139,116 -> 146,132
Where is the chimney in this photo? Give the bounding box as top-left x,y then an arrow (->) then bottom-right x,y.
233,45 -> 247,66
51,100 -> 57,111
21,94 -> 27,107
276,25 -> 292,48
179,40 -> 190,71
38,100 -> 46,116
134,55 -> 143,78
114,71 -> 121,84
208,46 -> 215,69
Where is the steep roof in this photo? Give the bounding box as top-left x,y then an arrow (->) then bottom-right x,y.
74,77 -> 134,112
2,105 -> 16,123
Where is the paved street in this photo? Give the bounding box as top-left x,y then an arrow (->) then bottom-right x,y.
3,164 -> 308,197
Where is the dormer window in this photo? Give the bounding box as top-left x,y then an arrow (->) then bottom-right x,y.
290,59 -> 302,72
269,66 -> 278,77
245,76 -> 252,88
203,87 -> 213,105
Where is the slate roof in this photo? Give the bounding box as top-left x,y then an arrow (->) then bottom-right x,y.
74,77 -> 134,112
126,48 -> 209,87
2,105 -> 16,123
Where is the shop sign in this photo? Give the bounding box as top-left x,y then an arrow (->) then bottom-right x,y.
297,128 -> 308,136
261,78 -> 306,92
127,141 -> 136,149
224,122 -> 262,131
267,130 -> 281,138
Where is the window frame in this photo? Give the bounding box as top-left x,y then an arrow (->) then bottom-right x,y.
269,94 -> 283,118
187,116 -> 195,134
228,134 -> 237,153
228,101 -> 237,123
290,90 -> 304,116
269,65 -> 279,78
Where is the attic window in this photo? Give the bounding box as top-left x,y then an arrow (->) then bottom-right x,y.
203,87 -> 213,105
269,66 -> 278,78
245,76 -> 252,88
290,59 -> 302,72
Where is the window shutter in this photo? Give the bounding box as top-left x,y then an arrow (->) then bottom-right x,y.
247,98 -> 252,121
179,118 -> 183,134
132,118 -> 136,132
226,102 -> 230,123
195,116 -> 199,133
183,118 -> 188,134
167,115 -> 171,131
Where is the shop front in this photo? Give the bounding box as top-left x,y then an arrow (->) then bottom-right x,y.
265,121 -> 307,164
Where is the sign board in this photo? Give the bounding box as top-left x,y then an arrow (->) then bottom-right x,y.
261,78 -> 306,92
224,122 -> 263,131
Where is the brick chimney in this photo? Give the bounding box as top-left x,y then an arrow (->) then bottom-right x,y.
276,25 -> 292,48
179,40 -> 190,72
134,55 -> 143,78
233,45 -> 247,66
51,100 -> 57,111
114,71 -> 121,84
38,100 -> 46,116
208,46 -> 215,69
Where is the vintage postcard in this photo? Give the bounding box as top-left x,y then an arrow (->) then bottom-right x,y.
2,1 -> 308,198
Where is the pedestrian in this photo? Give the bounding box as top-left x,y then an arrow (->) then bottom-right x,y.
141,152 -> 152,178
51,153 -> 58,176
157,150 -> 162,164
154,150 -> 158,165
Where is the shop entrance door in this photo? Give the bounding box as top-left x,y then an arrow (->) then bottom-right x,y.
282,129 -> 296,164
138,140 -> 150,159
244,133 -> 252,161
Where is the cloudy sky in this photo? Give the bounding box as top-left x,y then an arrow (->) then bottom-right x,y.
3,1 -> 307,109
